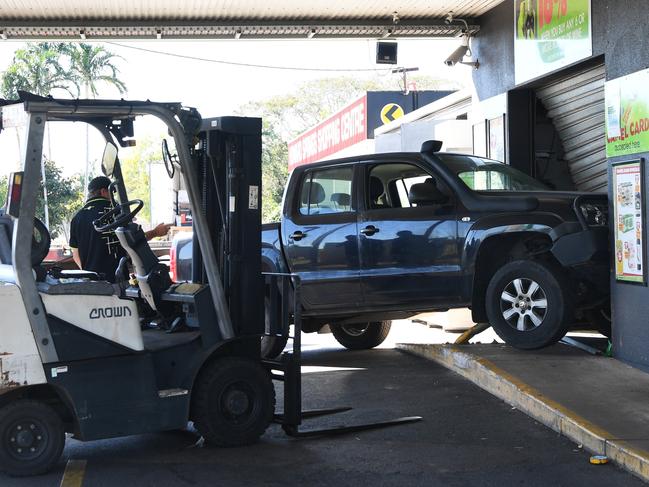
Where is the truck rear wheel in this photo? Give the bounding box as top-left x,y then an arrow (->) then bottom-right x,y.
486,259 -> 572,350
331,321 -> 392,350
192,357 -> 275,447
0,400 -> 65,477
262,296 -> 289,359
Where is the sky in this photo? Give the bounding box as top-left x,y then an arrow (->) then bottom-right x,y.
0,37 -> 472,178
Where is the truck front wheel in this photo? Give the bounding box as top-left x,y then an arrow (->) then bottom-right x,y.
486,260 -> 572,350
331,321 -> 392,350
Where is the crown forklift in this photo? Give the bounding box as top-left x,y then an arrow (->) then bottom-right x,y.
0,93 -> 421,477
0,93 -> 285,477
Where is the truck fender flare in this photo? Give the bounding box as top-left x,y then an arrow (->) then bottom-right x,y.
463,223 -> 555,273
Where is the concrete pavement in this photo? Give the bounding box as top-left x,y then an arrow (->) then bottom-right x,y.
398,339 -> 649,483
1,322 -> 642,486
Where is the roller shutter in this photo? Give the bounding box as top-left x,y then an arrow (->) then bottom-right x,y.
535,64 -> 606,192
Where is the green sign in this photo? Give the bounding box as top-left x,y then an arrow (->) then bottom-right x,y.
605,69 -> 649,158
514,0 -> 592,84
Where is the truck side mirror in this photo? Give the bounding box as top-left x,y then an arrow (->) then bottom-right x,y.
102,142 -> 118,178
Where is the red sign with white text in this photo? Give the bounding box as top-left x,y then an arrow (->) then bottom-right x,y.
288,95 -> 367,169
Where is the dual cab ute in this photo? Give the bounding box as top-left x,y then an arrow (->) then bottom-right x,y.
261,141 -> 610,355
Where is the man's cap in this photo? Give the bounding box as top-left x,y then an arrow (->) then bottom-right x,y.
88,176 -> 112,192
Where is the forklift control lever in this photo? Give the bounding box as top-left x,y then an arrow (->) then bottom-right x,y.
93,199 -> 144,233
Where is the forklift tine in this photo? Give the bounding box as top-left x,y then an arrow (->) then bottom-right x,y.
300,407 -> 353,418
281,416 -> 423,438
273,406 -> 353,423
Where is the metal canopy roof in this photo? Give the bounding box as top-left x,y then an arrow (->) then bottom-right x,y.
0,0 -> 505,39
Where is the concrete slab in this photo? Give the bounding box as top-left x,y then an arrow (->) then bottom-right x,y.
397,341 -> 649,483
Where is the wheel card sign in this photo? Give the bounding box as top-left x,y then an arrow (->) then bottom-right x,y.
612,159 -> 646,284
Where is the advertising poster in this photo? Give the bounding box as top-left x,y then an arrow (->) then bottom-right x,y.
605,69 -> 649,158
488,115 -> 506,163
514,0 -> 592,85
612,159 -> 646,284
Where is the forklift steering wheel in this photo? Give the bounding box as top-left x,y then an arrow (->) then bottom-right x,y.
161,139 -> 176,179
92,199 -> 144,233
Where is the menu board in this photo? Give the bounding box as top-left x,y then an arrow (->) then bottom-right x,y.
612,159 -> 646,284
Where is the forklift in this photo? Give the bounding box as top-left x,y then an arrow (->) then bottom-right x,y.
0,93 -> 420,477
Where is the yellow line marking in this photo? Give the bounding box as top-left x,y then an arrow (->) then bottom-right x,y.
398,343 -> 649,480
60,459 -> 87,487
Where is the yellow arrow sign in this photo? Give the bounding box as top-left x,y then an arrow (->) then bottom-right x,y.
380,103 -> 405,124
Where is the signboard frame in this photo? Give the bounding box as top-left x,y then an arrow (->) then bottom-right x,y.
612,158 -> 647,285
605,68 -> 649,158
514,0 -> 592,85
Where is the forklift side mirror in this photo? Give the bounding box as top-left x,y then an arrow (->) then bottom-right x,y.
102,142 -> 118,177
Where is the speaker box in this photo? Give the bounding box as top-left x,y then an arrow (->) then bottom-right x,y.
376,41 -> 398,65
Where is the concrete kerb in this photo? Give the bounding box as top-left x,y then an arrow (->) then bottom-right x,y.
397,343 -> 649,482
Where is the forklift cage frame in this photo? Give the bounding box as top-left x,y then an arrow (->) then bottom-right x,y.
4,97 -> 235,365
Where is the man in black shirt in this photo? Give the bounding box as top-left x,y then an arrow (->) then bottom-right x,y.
70,176 -> 171,282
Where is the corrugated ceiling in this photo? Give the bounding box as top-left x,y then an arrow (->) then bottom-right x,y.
0,0 -> 506,39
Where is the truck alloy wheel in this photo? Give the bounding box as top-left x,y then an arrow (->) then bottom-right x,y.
330,321 -> 392,350
500,278 -> 548,331
0,400 -> 65,477
486,260 -> 571,350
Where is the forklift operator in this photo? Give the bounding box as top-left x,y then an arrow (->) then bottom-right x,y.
70,176 -> 171,282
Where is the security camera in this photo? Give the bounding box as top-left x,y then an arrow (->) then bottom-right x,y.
444,44 -> 469,66
444,35 -> 479,69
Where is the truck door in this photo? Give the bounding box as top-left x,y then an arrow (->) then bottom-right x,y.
358,160 -> 461,307
282,164 -> 362,310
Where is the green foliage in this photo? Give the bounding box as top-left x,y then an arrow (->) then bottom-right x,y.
1,43 -> 76,99
68,43 -> 127,97
1,42 -> 126,100
238,75 -> 462,222
0,162 -> 83,240
38,160 -> 84,239
119,136 -> 162,224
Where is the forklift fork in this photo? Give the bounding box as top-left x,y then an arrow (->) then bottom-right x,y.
263,274 -> 422,438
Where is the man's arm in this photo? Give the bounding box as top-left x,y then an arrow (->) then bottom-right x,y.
145,223 -> 172,241
71,247 -> 82,269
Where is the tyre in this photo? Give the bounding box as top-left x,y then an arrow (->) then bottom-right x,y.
192,357 -> 275,447
261,296 -> 288,359
330,321 -> 392,350
485,259 -> 572,350
0,400 -> 65,477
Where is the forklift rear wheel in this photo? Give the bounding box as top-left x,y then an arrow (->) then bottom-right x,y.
0,400 -> 65,477
193,357 -> 275,447
331,321 -> 392,350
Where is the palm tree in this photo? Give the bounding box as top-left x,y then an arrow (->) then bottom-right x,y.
1,42 -> 77,228
67,43 -> 127,190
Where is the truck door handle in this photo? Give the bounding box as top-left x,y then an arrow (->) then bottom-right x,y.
290,231 -> 306,241
360,225 -> 379,236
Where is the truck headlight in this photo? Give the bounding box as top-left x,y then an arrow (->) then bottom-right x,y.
580,203 -> 608,227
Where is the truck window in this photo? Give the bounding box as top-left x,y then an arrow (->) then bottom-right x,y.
369,163 -> 448,209
299,166 -> 353,216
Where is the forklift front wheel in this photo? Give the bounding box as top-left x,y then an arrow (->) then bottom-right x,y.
192,357 -> 275,447
0,400 -> 65,477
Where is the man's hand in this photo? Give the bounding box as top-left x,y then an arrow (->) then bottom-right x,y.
145,223 -> 172,241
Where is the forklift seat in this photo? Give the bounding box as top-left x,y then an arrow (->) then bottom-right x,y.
37,280 -> 116,296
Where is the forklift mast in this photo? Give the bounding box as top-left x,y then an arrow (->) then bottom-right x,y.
192,117 -> 263,337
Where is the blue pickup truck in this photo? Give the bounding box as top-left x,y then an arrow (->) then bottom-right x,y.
174,141 -> 610,357
260,141 -> 610,354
